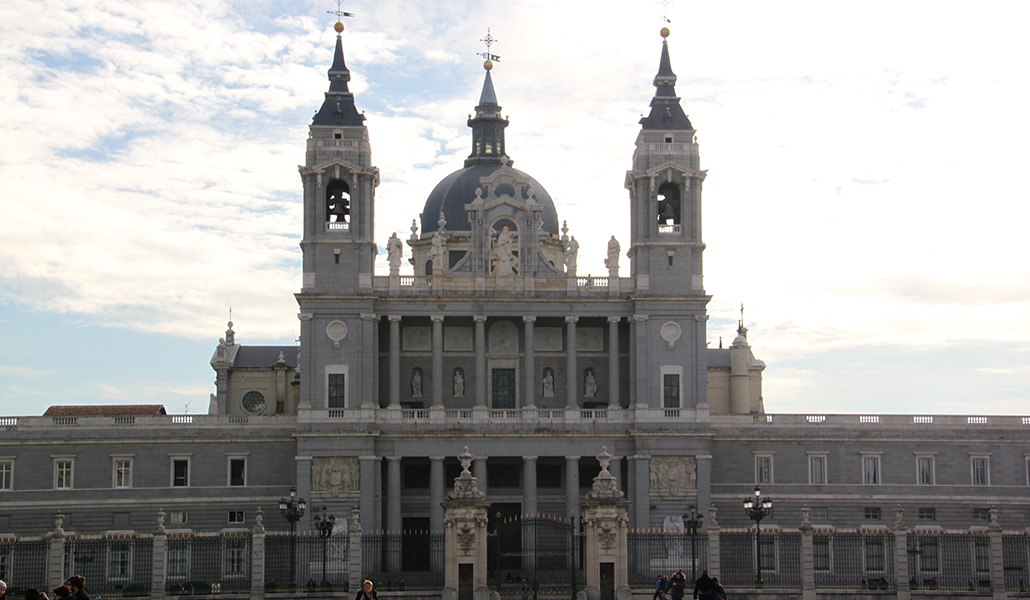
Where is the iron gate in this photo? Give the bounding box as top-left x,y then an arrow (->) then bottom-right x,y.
491,515 -> 582,600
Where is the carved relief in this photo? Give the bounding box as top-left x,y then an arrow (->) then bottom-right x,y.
457,524 -> 475,554
488,321 -> 518,356
402,326 -> 431,351
444,327 -> 473,351
649,456 -> 698,496
535,328 -> 562,351
577,327 -> 603,351
311,457 -> 359,497
598,526 -> 616,550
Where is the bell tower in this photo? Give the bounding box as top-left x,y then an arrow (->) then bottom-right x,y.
296,20 -> 380,411
625,28 -> 705,296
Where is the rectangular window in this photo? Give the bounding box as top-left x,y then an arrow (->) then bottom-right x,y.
813,537 -> 830,572
865,539 -> 885,572
917,456 -> 935,485
973,508 -> 990,521
54,459 -> 74,489
114,458 -> 133,489
328,373 -> 346,408
809,454 -> 826,484
109,543 -> 130,579
811,507 -> 828,520
972,456 -> 990,485
229,458 -> 246,486
918,507 -> 936,520
755,454 -> 773,485
662,374 -> 680,408
864,507 -> 881,520
862,455 -> 880,485
170,511 -> 188,524
0,461 -> 12,490
172,458 -> 190,487
228,510 -> 245,525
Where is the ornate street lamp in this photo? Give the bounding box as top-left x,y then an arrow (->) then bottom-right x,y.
314,506 -> 337,590
743,486 -> 772,585
682,505 -> 703,583
279,486 -> 307,588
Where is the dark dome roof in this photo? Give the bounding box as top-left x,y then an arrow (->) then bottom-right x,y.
421,163 -> 560,235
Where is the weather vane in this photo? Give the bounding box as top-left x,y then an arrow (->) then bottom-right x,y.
477,28 -> 501,63
328,0 -> 355,23
658,0 -> 672,23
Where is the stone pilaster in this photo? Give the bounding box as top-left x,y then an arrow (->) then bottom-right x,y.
989,508 -> 1008,600
474,316 -> 487,407
565,316 -> 578,408
388,316 -> 402,408
46,512 -> 66,590
348,506 -> 364,594
581,448 -> 632,600
706,506 -> 720,579
151,510 -> 168,600
799,507 -> 815,600
607,317 -> 620,408
250,508 -> 266,600
442,448 -> 491,600
523,316 -> 536,408
894,506 -> 911,600
432,315 -> 444,407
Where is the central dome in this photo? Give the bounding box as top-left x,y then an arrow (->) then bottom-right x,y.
421,163 -> 560,235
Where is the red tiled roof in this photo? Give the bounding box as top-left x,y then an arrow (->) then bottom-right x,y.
43,405 -> 167,416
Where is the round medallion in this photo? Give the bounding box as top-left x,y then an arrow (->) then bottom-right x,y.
242,391 -> 266,414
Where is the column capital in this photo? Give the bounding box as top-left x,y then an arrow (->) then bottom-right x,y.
386,456 -> 402,463
523,316 -> 537,324
565,456 -> 581,462
359,455 -> 380,463
431,314 -> 445,323
473,315 -> 488,323
430,456 -> 446,462
523,456 -> 538,462
565,316 -> 579,324
298,312 -> 314,321
295,456 -> 313,462
388,315 -> 403,322
631,314 -> 649,322
694,314 -> 709,322
607,316 -> 622,324
361,313 -> 378,321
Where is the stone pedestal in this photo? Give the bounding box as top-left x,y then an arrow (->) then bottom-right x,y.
581,448 -> 632,600
442,448 -> 491,600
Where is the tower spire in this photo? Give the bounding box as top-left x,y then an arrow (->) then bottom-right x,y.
465,28 -> 509,167
640,28 -> 692,130
312,9 -> 364,126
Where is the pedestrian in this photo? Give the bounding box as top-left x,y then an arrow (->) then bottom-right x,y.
711,577 -> 726,600
64,577 -> 88,600
652,575 -> 665,600
669,570 -> 687,600
0,580 -> 7,600
50,588 -> 72,600
355,579 -> 377,600
24,590 -> 49,600
692,570 -> 713,600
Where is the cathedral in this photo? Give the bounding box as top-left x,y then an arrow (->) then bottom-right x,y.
0,19 -> 1028,599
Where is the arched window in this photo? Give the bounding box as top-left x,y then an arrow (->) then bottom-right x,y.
326,180 -> 350,224
656,182 -> 681,225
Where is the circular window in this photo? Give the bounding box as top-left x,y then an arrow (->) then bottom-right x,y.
242,391 -> 266,414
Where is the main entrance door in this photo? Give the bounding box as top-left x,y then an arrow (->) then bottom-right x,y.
489,511 -> 582,600
492,369 -> 516,409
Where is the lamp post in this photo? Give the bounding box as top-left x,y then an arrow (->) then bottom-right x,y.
279,486 -> 307,588
314,506 -> 336,590
743,486 -> 772,586
682,505 -> 703,583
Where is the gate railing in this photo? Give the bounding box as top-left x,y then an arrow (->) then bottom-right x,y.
264,531 -> 348,594
491,515 -> 583,600
361,531 -> 444,591
627,530 -> 708,587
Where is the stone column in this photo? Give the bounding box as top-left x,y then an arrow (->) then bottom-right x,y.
361,313 -> 377,406
432,315 -> 444,408
389,316 -> 402,408
989,508 -> 1007,600
151,510 -> 168,600
298,312 -> 314,410
430,457 -> 446,532
894,506 -> 911,600
581,448 -> 632,600
696,455 -> 712,516
249,508 -> 266,600
474,455 -> 488,498
706,507 -> 721,579
441,448 -> 490,600
296,455 -> 313,530
566,456 -> 581,520
46,512 -> 66,590
474,316 -> 487,407
359,456 -> 378,533
523,316 -> 536,408
523,457 -> 538,517
607,317 -> 620,408
631,315 -> 649,408
799,507 -> 815,600
632,455 -> 650,529
348,506 -> 364,594
565,316 -> 579,408
386,456 -> 403,571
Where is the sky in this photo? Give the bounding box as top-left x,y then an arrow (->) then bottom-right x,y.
1,0 -> 1028,417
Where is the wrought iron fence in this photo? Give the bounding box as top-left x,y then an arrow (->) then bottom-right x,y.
1003,532 -> 1030,592
718,529 -> 802,590
812,530 -> 895,591
362,531 -> 444,591
0,537 -> 48,595
64,535 -> 153,598
166,531 -> 251,595
906,531 -> 991,592
627,530 -> 708,587
264,531 -> 349,594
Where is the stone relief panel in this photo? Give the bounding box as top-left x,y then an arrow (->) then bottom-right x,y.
402,326 -> 431,351
488,321 -> 518,356
535,327 -> 563,351
577,327 -> 603,351
444,326 -> 473,351
311,457 -> 359,497
649,456 -> 697,497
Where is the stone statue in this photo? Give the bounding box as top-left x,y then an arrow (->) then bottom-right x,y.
564,236 -> 579,274
453,370 -> 465,397
411,369 -> 423,398
387,233 -> 403,274
542,369 -> 555,397
494,225 -> 516,275
429,231 -> 445,274
584,370 -> 597,398
604,235 -> 620,273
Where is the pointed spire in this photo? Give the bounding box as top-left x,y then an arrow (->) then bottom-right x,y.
312,22 -> 365,126
465,31 -> 509,167
479,69 -> 498,106
640,28 -> 692,131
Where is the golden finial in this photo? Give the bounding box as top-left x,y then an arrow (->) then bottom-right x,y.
484,59 -> 493,71
328,0 -> 354,34
660,26 -> 670,39
335,21 -> 345,33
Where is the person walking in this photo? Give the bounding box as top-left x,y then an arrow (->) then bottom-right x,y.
355,580 -> 377,600
669,570 -> 687,600
692,570 -> 713,600
652,575 -> 665,600
711,577 -> 726,600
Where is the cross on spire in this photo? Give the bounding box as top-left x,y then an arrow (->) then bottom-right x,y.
327,0 -> 354,23
477,28 -> 501,63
